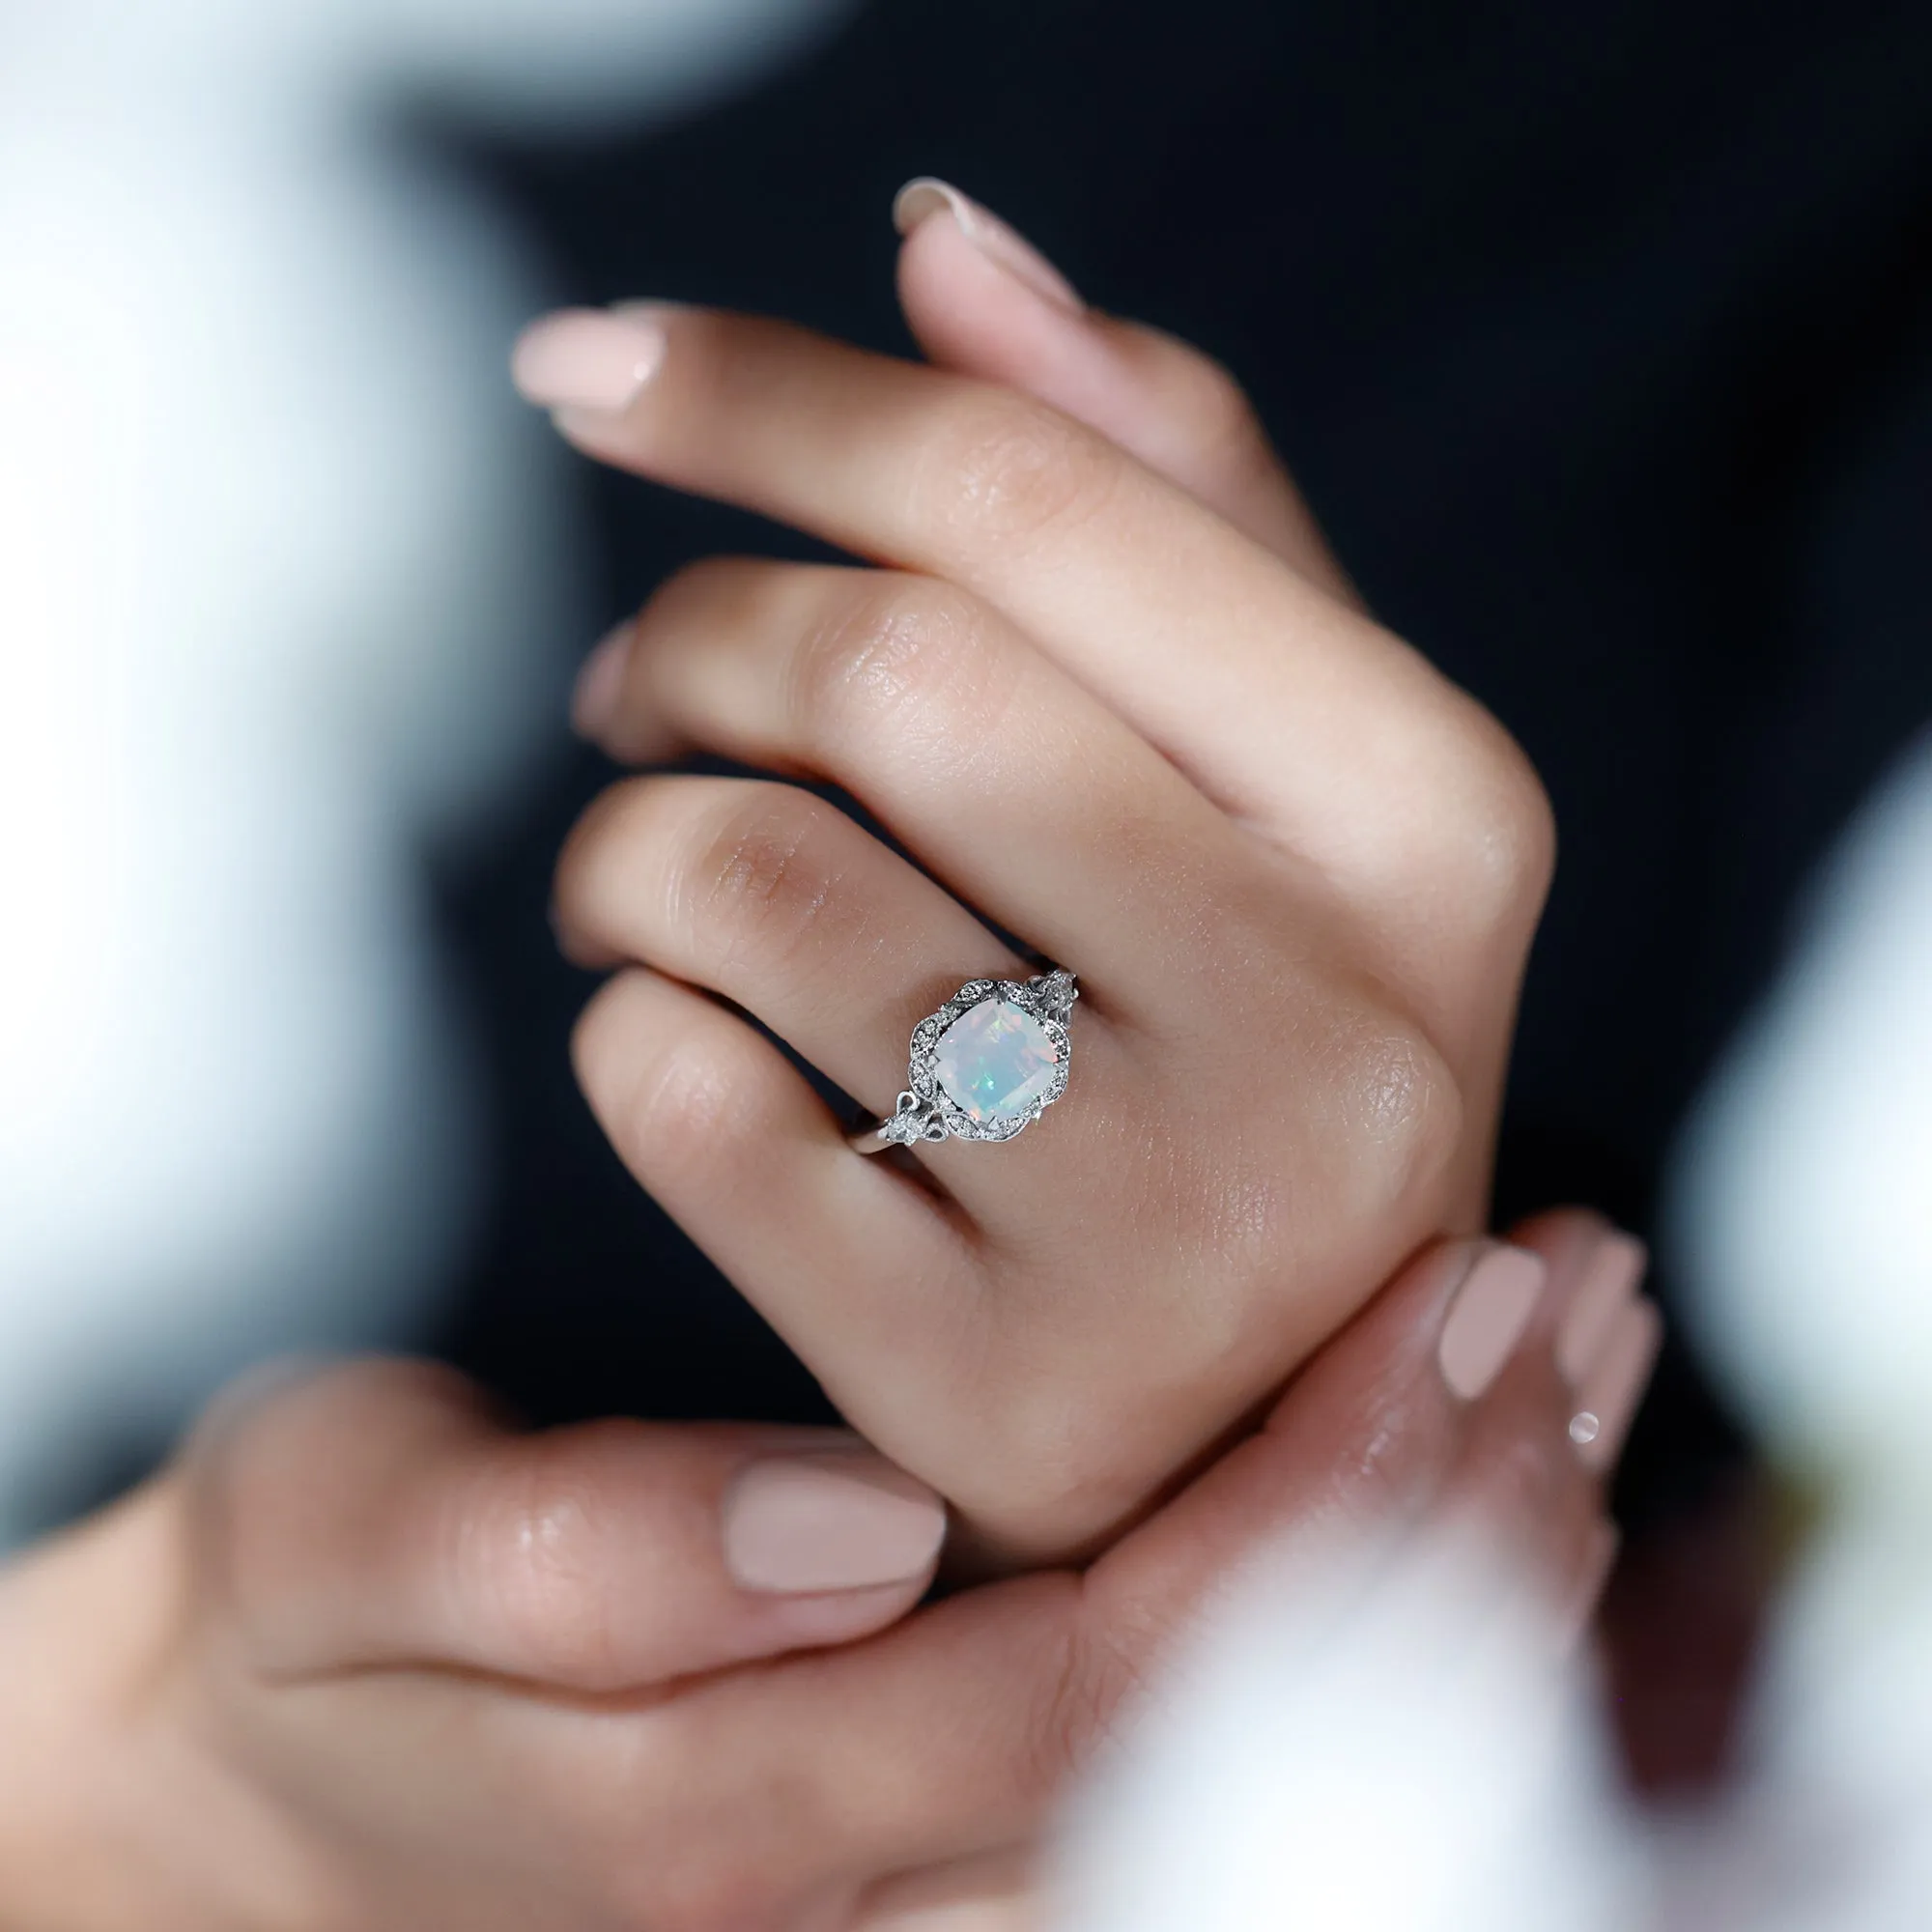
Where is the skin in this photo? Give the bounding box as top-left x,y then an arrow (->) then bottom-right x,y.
550,195 -> 1553,1566
0,193 -> 1627,1929
0,1215 -> 1628,1931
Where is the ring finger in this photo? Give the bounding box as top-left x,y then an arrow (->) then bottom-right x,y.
554,772 -> 1140,1228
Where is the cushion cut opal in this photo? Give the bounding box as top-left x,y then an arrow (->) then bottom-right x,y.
932,999 -> 1061,1126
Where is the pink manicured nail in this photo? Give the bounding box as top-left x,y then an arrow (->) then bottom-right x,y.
1555,1232 -> 1649,1388
892,177 -> 1083,314
511,307 -> 667,413
723,1452 -> 947,1593
572,619 -> 634,737
1437,1245 -> 1547,1401
1569,1298 -> 1664,1474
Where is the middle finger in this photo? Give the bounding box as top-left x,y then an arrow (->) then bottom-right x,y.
582,554 -> 1273,999
515,304 -> 1491,906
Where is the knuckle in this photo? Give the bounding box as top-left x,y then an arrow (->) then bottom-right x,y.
465,1436 -> 633,1689
1492,736 -> 1559,909
1174,347 -> 1270,470
200,1358 -> 466,1599
679,784 -> 844,977
1112,322 -> 1295,526
920,391 -> 1118,547
1279,987 -> 1463,1233
1425,709 -> 1558,929
790,575 -> 993,750
1340,1010 -> 1464,1220
189,1358 -> 500,1680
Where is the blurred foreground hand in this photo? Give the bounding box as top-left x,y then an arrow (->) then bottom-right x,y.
0,1213 -> 1639,1930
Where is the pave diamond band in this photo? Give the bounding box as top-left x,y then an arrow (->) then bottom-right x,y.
848,971 -> 1078,1154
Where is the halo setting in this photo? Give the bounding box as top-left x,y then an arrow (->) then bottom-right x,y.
861,970 -> 1077,1151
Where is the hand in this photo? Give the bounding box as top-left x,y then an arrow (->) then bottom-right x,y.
526,182 -> 1555,1564
0,1217 -> 1654,1931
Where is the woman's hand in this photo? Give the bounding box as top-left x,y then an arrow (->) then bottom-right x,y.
0,1217 -> 1654,1931
526,183 -> 1555,1565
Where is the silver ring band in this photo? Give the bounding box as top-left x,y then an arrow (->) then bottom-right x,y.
849,970 -> 1078,1153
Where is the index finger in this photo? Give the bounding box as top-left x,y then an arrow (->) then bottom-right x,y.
511,305 -> 1513,913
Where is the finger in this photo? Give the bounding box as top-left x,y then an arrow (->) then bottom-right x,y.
1439,1286 -> 1611,1620
892,175 -> 1355,601
1518,1212 -> 1662,1479
554,770 -> 1024,1105
571,967 -> 1037,1462
270,1221 -> 1645,1923
561,781 -> 1465,1569
511,304 -> 1536,939
572,556 -> 1258,989
558,778 -> 1138,1233
1090,1217 -> 1651,1653
509,1229 -> 1628,1901
1463,1211 -> 1656,1634
264,1566 -> 1087,1927
184,1356 -> 948,1690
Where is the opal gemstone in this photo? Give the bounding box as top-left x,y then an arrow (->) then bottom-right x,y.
933,999 -> 1061,1126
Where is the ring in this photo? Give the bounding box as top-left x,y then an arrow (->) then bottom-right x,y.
848,970 -> 1078,1154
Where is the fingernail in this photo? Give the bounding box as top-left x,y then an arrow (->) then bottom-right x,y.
1569,1299 -> 1663,1474
1437,1245 -> 1547,1402
892,176 -> 1083,314
723,1451 -> 947,1593
572,619 -> 634,738
1555,1231 -> 1649,1388
511,307 -> 667,414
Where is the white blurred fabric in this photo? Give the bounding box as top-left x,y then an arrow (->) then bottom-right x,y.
0,0 -> 847,1541
1052,1533 -> 1641,1932
1666,725 -> 1932,1931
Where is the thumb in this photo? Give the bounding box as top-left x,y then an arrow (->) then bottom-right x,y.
184,1357 -> 947,1690
892,176 -> 1355,604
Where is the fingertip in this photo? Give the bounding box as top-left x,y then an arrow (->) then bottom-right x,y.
182,1351 -> 346,1464
512,306 -> 667,414
571,618 -> 633,739
1554,1230 -> 1651,1389
891,176 -> 1083,314
1436,1244 -> 1547,1402
892,175 -> 953,238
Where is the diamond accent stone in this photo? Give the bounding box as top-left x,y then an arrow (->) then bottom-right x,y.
932,999 -> 1062,1126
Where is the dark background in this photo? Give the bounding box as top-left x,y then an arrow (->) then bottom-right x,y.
418,0 -> 1932,1782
